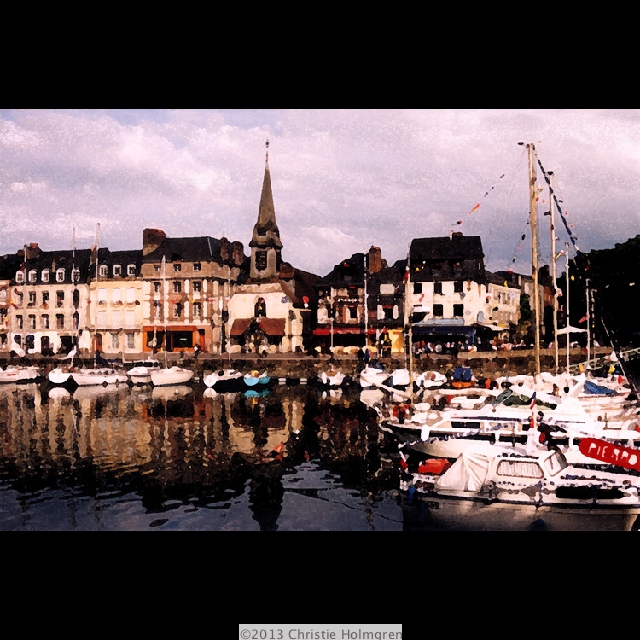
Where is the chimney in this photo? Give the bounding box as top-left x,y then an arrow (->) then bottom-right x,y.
231,241 -> 245,266
143,229 -> 166,256
368,246 -> 382,274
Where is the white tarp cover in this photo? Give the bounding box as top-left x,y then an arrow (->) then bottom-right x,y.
434,444 -> 499,492
556,325 -> 588,335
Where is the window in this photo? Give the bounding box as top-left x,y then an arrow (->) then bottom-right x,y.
173,263 -> 181,272
72,289 -> 79,307
42,269 -> 49,283
113,265 -> 122,277
194,262 -> 201,271
173,282 -> 182,293
110,333 -> 120,350
127,264 -> 136,276
72,268 -> 80,284
348,306 -> 358,319
97,288 -> 107,305
56,314 -> 64,329
125,311 -> 135,327
154,265 -> 161,272
72,311 -> 79,330
28,270 -> 37,283
154,282 -> 161,293
454,281 -> 464,293
255,251 -> 267,270
173,302 -> 183,318
193,302 -> 202,318
97,311 -> 107,327
16,315 -> 23,330
56,269 -> 65,283
56,291 -> 64,307
497,460 -> 544,479
434,282 -> 443,295
99,265 -> 108,277
193,281 -> 202,293
112,288 -> 121,304
42,292 -> 49,305
41,315 -> 49,329
15,271 -> 24,283
153,301 -> 161,319
453,304 -> 464,317
28,292 -> 36,306
414,282 -> 422,294
126,333 -> 135,349
126,288 -> 136,303
433,304 -> 443,317
15,292 -> 23,306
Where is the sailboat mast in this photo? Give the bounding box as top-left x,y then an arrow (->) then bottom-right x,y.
527,143 -> 541,375
548,171 -> 559,375
565,244 -> 570,375
162,255 -> 168,368
405,244 -> 414,404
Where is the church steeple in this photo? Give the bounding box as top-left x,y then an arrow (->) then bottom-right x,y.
250,139 -> 283,280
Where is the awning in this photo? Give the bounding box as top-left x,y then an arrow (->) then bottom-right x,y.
258,318 -> 286,336
230,318 -> 253,336
230,318 -> 286,336
475,323 -> 503,332
313,327 -> 377,336
411,324 -> 476,337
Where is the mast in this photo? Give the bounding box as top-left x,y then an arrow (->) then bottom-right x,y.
405,244 -> 414,405
363,252 -> 368,349
565,244 -> 570,375
527,143 -> 541,375
162,255 -> 168,368
548,171 -> 559,375
586,277 -> 591,371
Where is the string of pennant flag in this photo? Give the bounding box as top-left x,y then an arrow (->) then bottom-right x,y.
451,173 -> 506,228
536,155 -> 581,251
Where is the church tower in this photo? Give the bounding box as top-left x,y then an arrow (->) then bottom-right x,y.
249,139 -> 283,281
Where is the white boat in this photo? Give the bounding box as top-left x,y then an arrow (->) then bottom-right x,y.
127,358 -> 162,385
415,370 -> 447,389
319,368 -> 347,387
203,368 -> 244,390
244,370 -> 271,388
70,367 -> 129,387
0,365 -> 41,384
150,366 -> 194,387
359,364 -> 390,388
399,442 -> 640,531
48,366 -> 74,386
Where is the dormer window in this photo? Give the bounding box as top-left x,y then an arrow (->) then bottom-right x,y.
28,270 -> 37,283
127,264 -> 136,276
72,268 -> 80,284
15,271 -> 25,284
113,265 -> 122,277
194,262 -> 201,272
42,269 -> 49,283
56,269 -> 65,283
173,263 -> 181,272
99,265 -> 108,277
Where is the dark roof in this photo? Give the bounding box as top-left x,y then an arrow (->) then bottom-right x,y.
409,235 -> 486,283
319,252 -> 366,286
143,236 -> 223,264
11,249 -> 93,284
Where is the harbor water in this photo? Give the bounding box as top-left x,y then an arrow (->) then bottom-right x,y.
0,380 -> 407,531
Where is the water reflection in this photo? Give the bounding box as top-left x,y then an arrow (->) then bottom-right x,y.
0,381 -> 403,530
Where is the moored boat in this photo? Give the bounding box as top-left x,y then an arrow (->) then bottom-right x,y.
399,442 -> 640,531
127,358 -> 162,385
203,368 -> 244,391
244,370 -> 271,388
0,365 -> 41,384
150,365 -> 194,387
70,367 -> 128,387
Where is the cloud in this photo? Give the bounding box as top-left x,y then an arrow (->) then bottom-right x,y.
1,109 -> 639,277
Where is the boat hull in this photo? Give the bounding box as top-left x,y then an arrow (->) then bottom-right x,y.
403,495 -> 640,531
150,367 -> 194,386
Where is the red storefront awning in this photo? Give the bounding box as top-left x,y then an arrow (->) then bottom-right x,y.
313,327 -> 377,336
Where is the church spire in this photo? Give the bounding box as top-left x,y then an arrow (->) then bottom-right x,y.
257,138 -> 279,231
249,139 -> 282,280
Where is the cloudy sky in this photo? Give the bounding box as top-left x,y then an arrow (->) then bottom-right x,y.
1,109 -> 638,277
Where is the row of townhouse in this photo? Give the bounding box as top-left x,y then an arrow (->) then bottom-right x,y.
0,142 -> 552,359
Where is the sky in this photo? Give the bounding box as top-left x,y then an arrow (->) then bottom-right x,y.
1,109 -> 639,278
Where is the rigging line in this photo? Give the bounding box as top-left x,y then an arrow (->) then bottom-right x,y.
485,147 -> 527,267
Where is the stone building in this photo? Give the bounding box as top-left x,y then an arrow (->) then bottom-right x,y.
228,141 -> 320,354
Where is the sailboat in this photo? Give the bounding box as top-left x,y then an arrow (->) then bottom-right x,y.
149,255 -> 194,387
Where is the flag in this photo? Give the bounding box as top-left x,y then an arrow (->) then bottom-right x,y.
529,392 -> 537,410
467,203 -> 480,215
452,220 -> 463,225
579,314 -> 589,323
